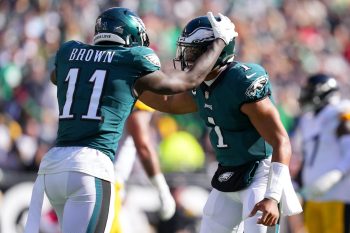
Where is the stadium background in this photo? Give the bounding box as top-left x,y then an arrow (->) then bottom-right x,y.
0,0 -> 349,232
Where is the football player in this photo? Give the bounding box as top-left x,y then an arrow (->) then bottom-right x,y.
24,7 -> 236,233
297,74 -> 350,233
139,15 -> 302,233
110,100 -> 175,233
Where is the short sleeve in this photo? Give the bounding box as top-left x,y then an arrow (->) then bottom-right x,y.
234,63 -> 271,105
132,46 -> 161,76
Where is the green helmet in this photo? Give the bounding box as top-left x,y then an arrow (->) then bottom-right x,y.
174,16 -> 235,70
93,7 -> 149,47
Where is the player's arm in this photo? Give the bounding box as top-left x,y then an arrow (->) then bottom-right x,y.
126,110 -> 161,177
134,12 -> 236,96
242,98 -> 291,165
134,39 -> 225,95
243,97 -> 291,226
127,110 -> 176,220
139,91 -> 197,114
50,70 -> 57,85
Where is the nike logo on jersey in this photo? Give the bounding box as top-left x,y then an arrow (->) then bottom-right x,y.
246,72 -> 256,79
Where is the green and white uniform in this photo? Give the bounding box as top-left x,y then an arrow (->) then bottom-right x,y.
24,8 -> 161,233
192,61 -> 273,166
38,40 -> 160,182
30,41 -> 160,233
196,62 -> 277,233
54,40 -> 160,162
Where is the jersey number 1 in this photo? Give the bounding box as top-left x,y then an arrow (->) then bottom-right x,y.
59,68 -> 106,120
208,117 -> 228,148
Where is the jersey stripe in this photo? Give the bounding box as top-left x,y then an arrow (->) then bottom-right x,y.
94,179 -> 111,233
87,179 -> 102,233
87,179 -> 111,233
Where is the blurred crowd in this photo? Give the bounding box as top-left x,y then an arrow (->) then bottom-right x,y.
0,0 -> 350,231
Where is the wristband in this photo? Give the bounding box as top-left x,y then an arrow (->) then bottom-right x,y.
264,162 -> 289,203
150,173 -> 170,193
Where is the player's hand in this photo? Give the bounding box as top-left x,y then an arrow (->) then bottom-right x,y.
150,173 -> 176,220
300,169 -> 343,199
158,188 -> 176,220
249,198 -> 279,226
207,12 -> 238,45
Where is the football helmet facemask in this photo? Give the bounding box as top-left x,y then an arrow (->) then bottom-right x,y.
299,73 -> 339,113
173,16 -> 236,71
93,7 -> 149,47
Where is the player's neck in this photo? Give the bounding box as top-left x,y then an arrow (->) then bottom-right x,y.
205,65 -> 227,82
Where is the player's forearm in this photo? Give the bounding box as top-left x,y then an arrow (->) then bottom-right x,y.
50,70 -> 57,85
140,158 -> 161,177
137,145 -> 161,177
264,137 -> 292,203
186,39 -> 226,86
138,91 -> 173,112
151,39 -> 226,94
139,91 -> 196,114
138,39 -> 226,95
270,135 -> 291,166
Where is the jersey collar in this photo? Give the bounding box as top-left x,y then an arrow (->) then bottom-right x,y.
200,62 -> 236,93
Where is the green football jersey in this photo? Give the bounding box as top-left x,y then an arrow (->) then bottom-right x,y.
54,40 -> 160,161
191,62 -> 273,166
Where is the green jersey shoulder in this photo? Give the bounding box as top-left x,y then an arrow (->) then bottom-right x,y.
58,40 -> 160,73
227,62 -> 271,105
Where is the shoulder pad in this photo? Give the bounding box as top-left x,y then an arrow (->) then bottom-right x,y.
131,46 -> 161,69
227,62 -> 271,104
